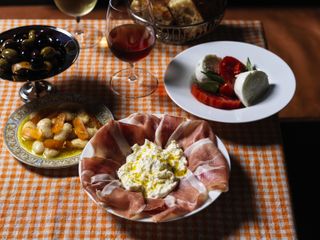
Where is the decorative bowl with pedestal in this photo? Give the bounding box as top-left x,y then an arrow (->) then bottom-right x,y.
0,25 -> 79,102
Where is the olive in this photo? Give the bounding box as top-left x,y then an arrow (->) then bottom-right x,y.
52,38 -> 61,47
20,49 -> 32,59
30,57 -> 43,70
11,61 -> 32,75
47,36 -> 54,45
43,61 -> 53,72
30,49 -> 40,59
40,46 -> 57,60
1,39 -> 18,51
36,38 -> 50,48
13,69 -> 30,81
28,30 -> 36,40
21,38 -> 35,50
0,58 -> 11,74
1,48 -> 19,63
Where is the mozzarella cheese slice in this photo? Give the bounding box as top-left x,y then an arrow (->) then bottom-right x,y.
234,70 -> 269,107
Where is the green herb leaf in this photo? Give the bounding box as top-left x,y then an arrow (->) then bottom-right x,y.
246,58 -> 256,71
197,81 -> 220,93
201,71 -> 225,84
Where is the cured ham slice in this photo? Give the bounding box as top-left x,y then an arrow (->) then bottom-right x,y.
152,171 -> 208,222
82,156 -> 121,176
184,138 -> 229,192
155,114 -> 185,148
142,198 -> 167,215
166,120 -> 216,150
194,163 -> 229,192
97,181 -> 146,219
91,120 -> 131,164
81,156 -> 122,200
119,113 -> 160,143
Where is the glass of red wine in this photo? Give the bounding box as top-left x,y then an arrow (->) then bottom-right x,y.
106,0 -> 158,98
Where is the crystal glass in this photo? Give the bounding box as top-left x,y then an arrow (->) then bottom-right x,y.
54,0 -> 102,48
106,0 -> 158,98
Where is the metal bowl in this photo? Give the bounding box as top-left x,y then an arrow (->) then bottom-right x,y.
0,25 -> 80,101
130,0 -> 227,44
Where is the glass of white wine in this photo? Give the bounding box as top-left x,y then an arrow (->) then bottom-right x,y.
54,0 -> 102,48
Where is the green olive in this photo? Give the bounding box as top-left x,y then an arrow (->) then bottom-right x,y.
1,48 -> 19,63
40,46 -> 57,60
0,39 -> 18,51
0,58 -> 11,74
28,30 -> 36,40
21,38 -> 35,49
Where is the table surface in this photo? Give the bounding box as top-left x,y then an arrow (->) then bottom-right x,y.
0,18 -> 296,239
1,5 -> 320,120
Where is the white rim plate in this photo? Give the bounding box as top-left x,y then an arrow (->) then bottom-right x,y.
79,116 -> 231,222
164,41 -> 296,123
4,93 -> 113,169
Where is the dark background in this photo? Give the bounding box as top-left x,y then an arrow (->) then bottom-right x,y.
0,0 -> 319,6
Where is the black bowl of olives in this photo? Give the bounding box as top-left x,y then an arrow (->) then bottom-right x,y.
0,25 -> 80,102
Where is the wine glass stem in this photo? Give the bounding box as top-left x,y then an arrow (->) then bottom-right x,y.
75,16 -> 84,35
129,62 -> 138,81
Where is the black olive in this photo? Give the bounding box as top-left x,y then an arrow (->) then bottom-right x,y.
53,38 -> 61,47
20,49 -> 32,60
30,57 -> 43,70
30,49 -> 40,59
36,38 -> 50,48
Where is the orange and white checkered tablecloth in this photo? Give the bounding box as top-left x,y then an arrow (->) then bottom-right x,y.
0,19 -> 296,239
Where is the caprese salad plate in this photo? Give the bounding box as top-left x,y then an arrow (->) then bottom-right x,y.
164,41 -> 296,123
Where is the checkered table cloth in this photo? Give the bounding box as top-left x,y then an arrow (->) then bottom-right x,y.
0,19 -> 296,239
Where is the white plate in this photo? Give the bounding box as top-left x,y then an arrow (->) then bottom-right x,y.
4,93 -> 113,169
79,117 -> 231,222
164,41 -> 296,123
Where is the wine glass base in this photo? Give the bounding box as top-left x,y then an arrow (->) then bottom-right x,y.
110,68 -> 158,98
19,81 -> 55,102
67,23 -> 103,49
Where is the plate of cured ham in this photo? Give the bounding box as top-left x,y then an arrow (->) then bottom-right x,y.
79,113 -> 230,222
164,41 -> 296,123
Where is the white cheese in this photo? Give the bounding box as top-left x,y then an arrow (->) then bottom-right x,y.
117,139 -> 187,199
234,70 -> 270,107
195,54 -> 221,82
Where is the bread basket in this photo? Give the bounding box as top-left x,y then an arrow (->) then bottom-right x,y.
129,0 -> 227,44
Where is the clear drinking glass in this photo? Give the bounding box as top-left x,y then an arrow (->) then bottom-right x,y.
54,0 -> 102,48
106,0 -> 158,98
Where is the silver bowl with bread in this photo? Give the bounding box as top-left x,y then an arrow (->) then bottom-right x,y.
129,0 -> 227,44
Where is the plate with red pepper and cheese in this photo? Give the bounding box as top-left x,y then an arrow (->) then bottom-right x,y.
164,41 -> 296,123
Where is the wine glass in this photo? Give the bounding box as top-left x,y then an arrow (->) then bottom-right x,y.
54,0 -> 102,48
106,0 -> 158,98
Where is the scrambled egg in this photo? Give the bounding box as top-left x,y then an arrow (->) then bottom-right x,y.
117,139 -> 187,199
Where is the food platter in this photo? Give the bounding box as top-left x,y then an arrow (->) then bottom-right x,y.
3,93 -> 113,169
164,41 -> 296,123
79,114 -> 231,222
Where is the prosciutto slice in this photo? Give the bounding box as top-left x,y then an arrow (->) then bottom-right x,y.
91,120 -> 131,164
184,138 -> 229,192
166,120 -> 216,150
97,181 -> 146,219
119,113 -> 160,143
152,171 -> 208,222
155,114 -> 185,148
